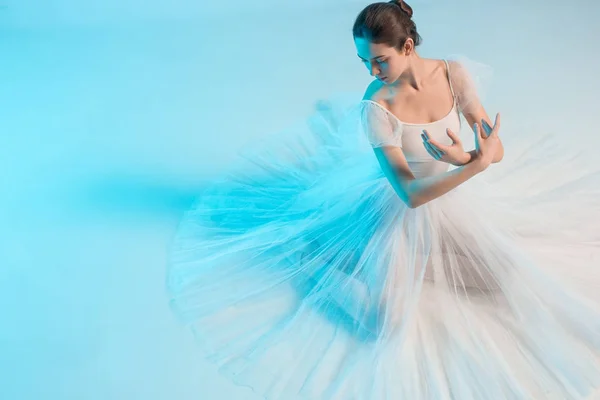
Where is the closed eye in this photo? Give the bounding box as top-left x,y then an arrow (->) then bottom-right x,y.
359,58 -> 387,64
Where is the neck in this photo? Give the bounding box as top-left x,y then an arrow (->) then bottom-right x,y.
394,54 -> 427,91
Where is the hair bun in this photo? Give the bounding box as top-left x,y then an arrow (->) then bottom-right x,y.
390,0 -> 413,18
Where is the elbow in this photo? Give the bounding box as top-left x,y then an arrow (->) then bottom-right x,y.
406,195 -> 425,209
407,201 -> 424,209
397,181 -> 426,209
399,187 -> 425,209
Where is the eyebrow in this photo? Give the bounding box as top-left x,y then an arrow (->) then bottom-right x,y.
357,54 -> 387,61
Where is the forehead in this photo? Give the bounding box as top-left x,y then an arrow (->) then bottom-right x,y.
354,38 -> 394,59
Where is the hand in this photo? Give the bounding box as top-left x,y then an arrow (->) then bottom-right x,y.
421,128 -> 469,166
473,113 -> 501,172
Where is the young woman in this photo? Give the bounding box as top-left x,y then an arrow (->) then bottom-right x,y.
167,1 -> 600,398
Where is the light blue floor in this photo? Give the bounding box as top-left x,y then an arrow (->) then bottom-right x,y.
1,1 -> 599,399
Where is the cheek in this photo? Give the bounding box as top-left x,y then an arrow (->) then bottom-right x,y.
381,63 -> 393,74
387,61 -> 403,74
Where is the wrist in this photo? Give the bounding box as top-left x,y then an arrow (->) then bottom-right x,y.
473,155 -> 491,173
453,151 -> 472,166
462,151 -> 473,166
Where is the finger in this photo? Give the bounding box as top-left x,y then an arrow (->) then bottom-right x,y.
421,130 -> 435,144
446,128 -> 461,144
473,122 -> 480,139
421,130 -> 435,145
422,130 -> 449,152
427,137 -> 449,153
423,140 -> 437,157
481,119 -> 493,137
491,113 -> 501,136
431,142 -> 445,156
473,123 -> 482,148
430,144 -> 443,160
476,121 -> 486,140
422,133 -> 446,156
424,141 -> 443,159
422,141 -> 436,158
423,142 -> 437,159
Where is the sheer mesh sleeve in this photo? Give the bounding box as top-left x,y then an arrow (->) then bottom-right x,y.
448,59 -> 490,115
360,101 -> 402,148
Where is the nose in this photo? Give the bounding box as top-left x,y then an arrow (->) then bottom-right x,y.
368,62 -> 380,77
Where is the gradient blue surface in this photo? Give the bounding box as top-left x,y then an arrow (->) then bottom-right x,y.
1,1 -> 600,399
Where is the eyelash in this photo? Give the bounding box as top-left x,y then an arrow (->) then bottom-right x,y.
362,59 -> 387,64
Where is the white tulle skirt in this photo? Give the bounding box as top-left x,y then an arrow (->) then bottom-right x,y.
167,97 -> 600,399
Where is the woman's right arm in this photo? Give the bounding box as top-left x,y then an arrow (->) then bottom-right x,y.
373,143 -> 487,209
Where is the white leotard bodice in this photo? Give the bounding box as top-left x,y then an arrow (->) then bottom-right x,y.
362,60 -> 462,178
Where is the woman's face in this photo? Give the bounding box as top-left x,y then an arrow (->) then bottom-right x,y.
354,37 -> 408,84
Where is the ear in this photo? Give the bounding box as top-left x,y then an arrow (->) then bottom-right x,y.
402,38 -> 414,55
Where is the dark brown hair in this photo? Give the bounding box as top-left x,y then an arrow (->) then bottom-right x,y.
352,1 -> 422,50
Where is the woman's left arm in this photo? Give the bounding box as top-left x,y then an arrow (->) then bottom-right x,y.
461,104 -> 504,164
451,60 -> 504,164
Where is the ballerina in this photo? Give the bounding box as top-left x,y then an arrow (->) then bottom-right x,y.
167,1 -> 600,398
